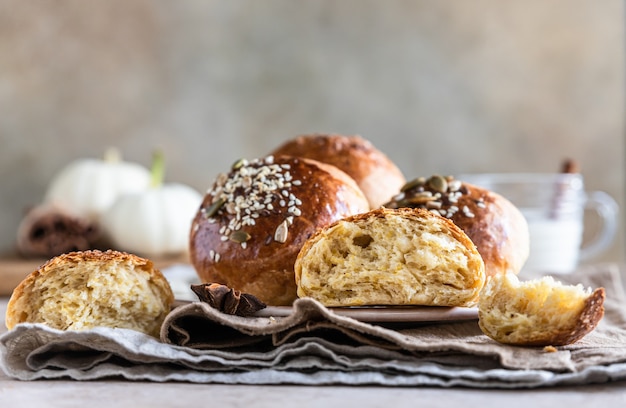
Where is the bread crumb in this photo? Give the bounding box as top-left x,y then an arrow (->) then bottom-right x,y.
544,345 -> 558,353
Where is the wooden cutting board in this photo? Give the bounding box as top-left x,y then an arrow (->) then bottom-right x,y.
0,253 -> 190,296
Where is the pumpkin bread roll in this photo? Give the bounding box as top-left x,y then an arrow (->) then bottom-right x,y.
190,155 -> 369,306
270,133 -> 406,209
478,273 -> 605,346
295,207 -> 485,307
384,175 -> 529,277
5,250 -> 174,337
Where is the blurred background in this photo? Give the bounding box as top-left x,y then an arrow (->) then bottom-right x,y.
0,0 -> 623,264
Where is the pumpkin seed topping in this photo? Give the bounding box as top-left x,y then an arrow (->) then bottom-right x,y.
428,175 -> 448,193
400,177 -> 425,192
204,198 -> 225,219
229,230 -> 251,243
385,175 -> 485,220
231,158 -> 247,170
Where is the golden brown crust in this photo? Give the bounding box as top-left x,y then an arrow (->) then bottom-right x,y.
270,133 -> 406,209
303,206 -> 473,242
297,207 -> 482,268
384,176 -> 529,277
189,155 -> 369,305
526,287 -> 605,347
6,250 -> 174,336
295,207 -> 486,307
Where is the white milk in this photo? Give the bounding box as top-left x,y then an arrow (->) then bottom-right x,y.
520,209 -> 583,275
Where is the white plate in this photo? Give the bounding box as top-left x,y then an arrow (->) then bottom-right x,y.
254,305 -> 478,323
165,265 -> 478,324
172,300 -> 478,323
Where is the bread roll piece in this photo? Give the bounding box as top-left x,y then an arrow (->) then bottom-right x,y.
295,207 -> 486,307
478,273 -> 605,346
190,155 -> 369,306
5,250 -> 174,337
271,133 -> 406,209
384,175 -> 529,277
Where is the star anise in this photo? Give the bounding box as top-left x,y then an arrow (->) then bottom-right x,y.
190,283 -> 266,317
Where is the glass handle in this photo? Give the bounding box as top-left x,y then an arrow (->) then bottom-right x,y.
579,191 -> 619,261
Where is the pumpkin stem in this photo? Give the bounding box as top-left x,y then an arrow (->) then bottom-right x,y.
103,147 -> 122,163
150,150 -> 165,188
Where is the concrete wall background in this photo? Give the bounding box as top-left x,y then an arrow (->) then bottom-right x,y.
0,0 -> 623,264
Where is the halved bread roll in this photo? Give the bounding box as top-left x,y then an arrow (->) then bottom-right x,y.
5,250 -> 174,337
294,207 -> 485,307
478,273 -> 605,346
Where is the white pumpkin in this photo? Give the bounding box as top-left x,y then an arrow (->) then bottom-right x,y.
102,152 -> 203,256
44,149 -> 151,222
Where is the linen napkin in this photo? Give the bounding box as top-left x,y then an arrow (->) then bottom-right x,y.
2,264 -> 626,388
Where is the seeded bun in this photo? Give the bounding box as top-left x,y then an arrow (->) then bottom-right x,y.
295,207 -> 485,307
384,175 -> 529,277
270,133 -> 406,209
478,273 -> 605,346
5,250 -> 174,337
189,155 -> 370,306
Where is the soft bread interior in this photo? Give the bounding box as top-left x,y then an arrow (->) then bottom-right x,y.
295,209 -> 485,307
7,256 -> 173,337
478,273 -> 605,346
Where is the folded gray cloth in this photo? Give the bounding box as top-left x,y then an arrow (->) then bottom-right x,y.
2,264 -> 626,388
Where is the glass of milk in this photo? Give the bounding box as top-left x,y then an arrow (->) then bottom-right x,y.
457,173 -> 618,275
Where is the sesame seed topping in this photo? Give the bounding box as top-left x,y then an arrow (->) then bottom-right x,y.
204,156 -> 304,248
462,205 -> 475,218
448,180 -> 462,192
